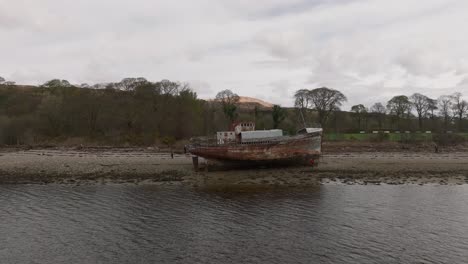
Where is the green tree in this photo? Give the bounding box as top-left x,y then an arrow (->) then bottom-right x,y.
272,105 -> 287,129
41,79 -> 72,89
215,89 -> 240,126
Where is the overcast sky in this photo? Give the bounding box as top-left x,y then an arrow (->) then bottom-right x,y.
1,0 -> 467,108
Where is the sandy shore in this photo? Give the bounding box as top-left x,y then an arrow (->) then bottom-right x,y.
1,147 -> 467,186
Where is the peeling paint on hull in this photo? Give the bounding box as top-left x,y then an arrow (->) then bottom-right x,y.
188,133 -> 322,166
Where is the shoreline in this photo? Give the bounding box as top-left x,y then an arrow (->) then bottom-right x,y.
1,148 -> 467,186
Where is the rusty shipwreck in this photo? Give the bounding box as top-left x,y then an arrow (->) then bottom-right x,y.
187,122 -> 322,168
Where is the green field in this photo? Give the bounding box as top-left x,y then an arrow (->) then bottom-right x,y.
324,132 -> 468,142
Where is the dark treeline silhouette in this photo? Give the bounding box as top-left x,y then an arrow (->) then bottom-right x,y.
0,76 -> 467,146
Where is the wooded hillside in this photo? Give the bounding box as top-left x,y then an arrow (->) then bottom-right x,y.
0,77 -> 467,146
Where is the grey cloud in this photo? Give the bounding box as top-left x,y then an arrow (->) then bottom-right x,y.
254,30 -> 310,60
1,0 -> 468,107
252,0 -> 354,18
9,70 -> 53,86
269,80 -> 291,104
457,77 -> 468,87
187,80 -> 213,98
394,50 -> 455,77
0,11 -> 25,30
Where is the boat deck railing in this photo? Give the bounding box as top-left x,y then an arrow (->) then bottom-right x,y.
189,132 -> 320,148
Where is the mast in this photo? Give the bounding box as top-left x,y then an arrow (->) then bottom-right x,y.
299,107 -> 307,128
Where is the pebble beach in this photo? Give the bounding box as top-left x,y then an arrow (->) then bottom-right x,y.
1,147 -> 467,186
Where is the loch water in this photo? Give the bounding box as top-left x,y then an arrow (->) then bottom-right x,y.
1,184 -> 467,264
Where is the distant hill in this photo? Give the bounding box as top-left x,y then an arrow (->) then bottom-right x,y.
237,96 -> 274,110
209,96 -> 274,110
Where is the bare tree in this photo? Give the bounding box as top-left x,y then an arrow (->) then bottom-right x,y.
410,93 -> 430,130
451,92 -> 467,131
426,98 -> 438,119
215,89 -> 240,125
425,97 -> 438,130
37,95 -> 66,136
294,87 -> 347,127
178,82 -> 192,94
159,79 -> 180,95
104,83 -> 116,90
116,77 -> 148,91
387,95 -> 412,130
294,89 -> 312,126
91,83 -> 111,89
370,102 -> 386,129
438,95 -> 452,131
351,104 -> 368,130
294,89 -> 312,109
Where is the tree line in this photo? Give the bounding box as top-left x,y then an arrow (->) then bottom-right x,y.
0,77 -> 297,146
294,87 -> 468,133
0,77 -> 206,145
0,75 -> 467,146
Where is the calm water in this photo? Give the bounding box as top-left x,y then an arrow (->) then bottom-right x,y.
1,184 -> 467,264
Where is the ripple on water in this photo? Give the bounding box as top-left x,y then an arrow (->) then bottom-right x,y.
0,184 -> 468,264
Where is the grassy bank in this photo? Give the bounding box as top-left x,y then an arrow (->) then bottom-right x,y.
324,132 -> 468,143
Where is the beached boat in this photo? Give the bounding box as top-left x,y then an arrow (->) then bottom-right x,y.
187,122 -> 322,168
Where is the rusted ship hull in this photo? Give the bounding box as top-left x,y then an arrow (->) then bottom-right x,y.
188,132 -> 321,166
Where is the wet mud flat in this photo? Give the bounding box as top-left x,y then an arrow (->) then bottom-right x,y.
0,148 -> 194,185
0,148 -> 467,186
